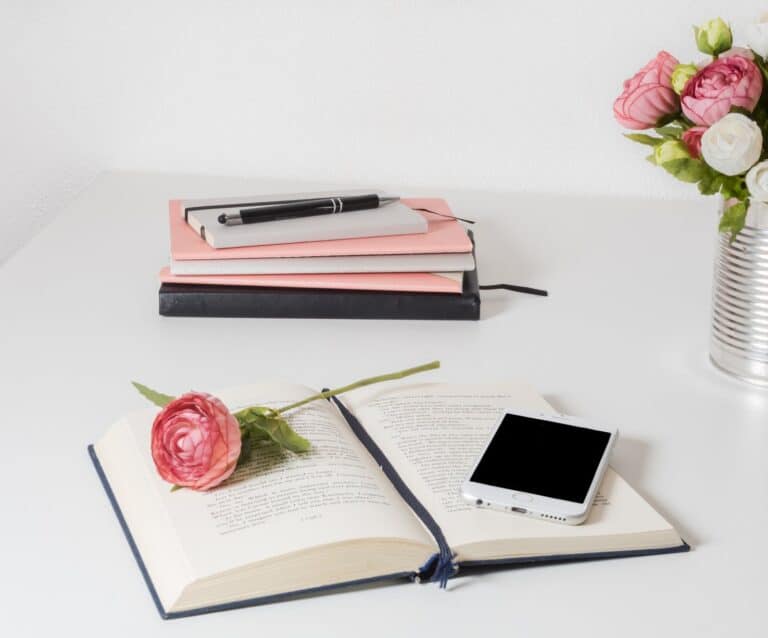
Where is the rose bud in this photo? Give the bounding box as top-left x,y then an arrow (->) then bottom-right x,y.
654,140 -> 690,166
694,17 -> 733,56
671,64 -> 698,95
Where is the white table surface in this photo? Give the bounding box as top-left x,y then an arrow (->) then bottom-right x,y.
1,171 -> 765,636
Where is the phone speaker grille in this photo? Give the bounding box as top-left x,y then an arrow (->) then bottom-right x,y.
540,513 -> 566,522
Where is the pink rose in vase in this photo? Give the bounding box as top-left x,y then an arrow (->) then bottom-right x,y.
613,51 -> 680,129
682,126 -> 708,159
151,392 -> 241,491
681,55 -> 763,126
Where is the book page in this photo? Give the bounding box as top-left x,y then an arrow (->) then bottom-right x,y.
346,383 -> 678,558
108,383 -> 435,582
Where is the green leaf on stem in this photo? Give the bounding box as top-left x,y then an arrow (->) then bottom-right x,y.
131,381 -> 175,407
719,200 -> 749,241
625,133 -> 664,147
170,484 -> 183,492
236,407 -> 311,453
237,417 -> 275,465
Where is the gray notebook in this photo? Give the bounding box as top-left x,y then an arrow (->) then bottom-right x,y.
182,193 -> 427,249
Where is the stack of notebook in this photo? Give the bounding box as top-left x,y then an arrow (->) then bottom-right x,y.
159,194 -> 480,319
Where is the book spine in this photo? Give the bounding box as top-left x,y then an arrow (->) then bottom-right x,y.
159,285 -> 480,320
329,396 -> 457,586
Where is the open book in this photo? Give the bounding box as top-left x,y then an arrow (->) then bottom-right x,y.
89,382 -> 687,619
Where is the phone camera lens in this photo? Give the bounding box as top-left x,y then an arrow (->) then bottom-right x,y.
476,498 -> 483,505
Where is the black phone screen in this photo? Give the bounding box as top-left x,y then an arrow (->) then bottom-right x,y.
470,413 -> 611,503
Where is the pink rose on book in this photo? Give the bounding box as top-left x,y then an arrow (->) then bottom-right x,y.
613,51 -> 680,130
134,361 -> 438,493
682,126 -> 708,159
151,392 -> 241,491
681,55 -> 763,126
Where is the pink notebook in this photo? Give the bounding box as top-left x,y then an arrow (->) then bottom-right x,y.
159,267 -> 463,294
169,198 -> 471,261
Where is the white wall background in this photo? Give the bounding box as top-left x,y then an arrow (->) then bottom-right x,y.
1,0 -> 763,262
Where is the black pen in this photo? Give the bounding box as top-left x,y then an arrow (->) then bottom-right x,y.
217,194 -> 399,225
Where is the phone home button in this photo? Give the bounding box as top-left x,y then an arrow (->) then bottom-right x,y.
511,493 -> 533,502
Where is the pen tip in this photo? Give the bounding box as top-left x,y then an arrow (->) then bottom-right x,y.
217,214 -> 227,224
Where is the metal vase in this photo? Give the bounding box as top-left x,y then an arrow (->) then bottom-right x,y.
710,204 -> 768,385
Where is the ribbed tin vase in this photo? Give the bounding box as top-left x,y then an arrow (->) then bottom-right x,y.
710,204 -> 768,385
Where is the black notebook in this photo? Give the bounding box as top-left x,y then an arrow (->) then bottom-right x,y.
89,382 -> 688,619
159,234 -> 480,320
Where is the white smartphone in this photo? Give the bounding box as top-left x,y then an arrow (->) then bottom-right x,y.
461,409 -> 618,525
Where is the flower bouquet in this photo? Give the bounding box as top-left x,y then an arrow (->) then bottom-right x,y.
615,15 -> 768,384
614,16 -> 768,238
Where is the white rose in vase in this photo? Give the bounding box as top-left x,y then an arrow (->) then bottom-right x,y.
747,161 -> 768,202
746,13 -> 768,58
701,113 -> 763,176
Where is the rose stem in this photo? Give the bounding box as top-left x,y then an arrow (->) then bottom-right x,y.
274,360 -> 440,415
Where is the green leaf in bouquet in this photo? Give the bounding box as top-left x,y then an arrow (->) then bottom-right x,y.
719,176 -> 749,201
131,381 -> 175,408
624,133 -> 664,147
236,407 -> 311,453
697,169 -> 723,196
655,112 -> 683,128
719,200 -> 748,241
654,125 -> 684,140
660,158 -> 708,183
646,153 -> 658,165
